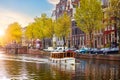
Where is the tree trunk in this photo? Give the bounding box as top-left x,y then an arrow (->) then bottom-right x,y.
63,36 -> 66,52
43,38 -> 45,49
89,32 -> 93,48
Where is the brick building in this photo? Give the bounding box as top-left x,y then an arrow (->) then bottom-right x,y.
54,0 -> 85,48
52,0 -> 118,48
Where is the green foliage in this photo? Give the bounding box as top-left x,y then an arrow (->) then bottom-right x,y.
25,13 -> 54,40
25,13 -> 54,48
75,0 -> 103,47
25,23 -> 36,39
5,22 -> 22,43
104,0 -> 120,25
109,0 -> 120,18
109,0 -> 120,52
54,12 -> 71,48
55,12 -> 71,38
45,18 -> 55,38
34,13 -> 54,39
109,0 -> 120,37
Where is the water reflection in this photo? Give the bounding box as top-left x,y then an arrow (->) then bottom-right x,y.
0,52 -> 120,80
75,59 -> 120,80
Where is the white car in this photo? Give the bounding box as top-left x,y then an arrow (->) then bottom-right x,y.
53,47 -> 67,52
43,47 -> 54,52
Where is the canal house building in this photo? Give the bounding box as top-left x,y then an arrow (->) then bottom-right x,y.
51,0 -> 119,49
91,0 -> 118,48
101,0 -> 118,47
53,0 -> 86,48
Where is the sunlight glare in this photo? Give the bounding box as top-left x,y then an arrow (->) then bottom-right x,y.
0,30 -> 5,36
0,53 -> 5,58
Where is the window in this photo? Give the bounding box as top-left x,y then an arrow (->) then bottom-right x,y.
101,0 -> 109,8
75,28 -> 77,34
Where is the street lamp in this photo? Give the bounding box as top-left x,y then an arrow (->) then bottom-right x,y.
68,39 -> 70,48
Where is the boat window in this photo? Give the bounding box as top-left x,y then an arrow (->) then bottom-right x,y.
64,53 -> 66,57
60,53 -> 63,58
67,52 -> 70,57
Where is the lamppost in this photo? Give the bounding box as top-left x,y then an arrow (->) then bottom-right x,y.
53,34 -> 56,48
68,39 -> 70,48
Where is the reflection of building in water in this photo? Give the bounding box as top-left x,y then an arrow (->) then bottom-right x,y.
75,60 -> 120,80
50,59 -> 120,80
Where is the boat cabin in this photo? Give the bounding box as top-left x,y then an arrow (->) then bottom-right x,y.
50,51 -> 76,58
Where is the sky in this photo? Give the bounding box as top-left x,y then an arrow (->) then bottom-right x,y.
0,0 -> 59,32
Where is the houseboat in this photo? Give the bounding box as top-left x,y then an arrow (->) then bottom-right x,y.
49,51 -> 76,65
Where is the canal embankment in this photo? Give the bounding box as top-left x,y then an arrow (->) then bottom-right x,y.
21,49 -> 120,61
5,47 -> 120,61
32,50 -> 120,61
28,49 -> 50,56
76,54 -> 120,61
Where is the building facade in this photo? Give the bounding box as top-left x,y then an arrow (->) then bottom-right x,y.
52,0 -> 118,48
54,0 -> 85,48
102,0 -> 118,47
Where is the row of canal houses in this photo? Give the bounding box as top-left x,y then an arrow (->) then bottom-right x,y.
50,0 -> 118,49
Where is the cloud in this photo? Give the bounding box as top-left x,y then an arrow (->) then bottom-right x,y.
0,8 -> 34,30
47,0 -> 59,5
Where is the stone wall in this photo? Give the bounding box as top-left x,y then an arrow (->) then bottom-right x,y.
76,54 -> 120,61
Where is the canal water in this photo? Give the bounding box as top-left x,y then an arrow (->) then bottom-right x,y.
0,51 -> 120,80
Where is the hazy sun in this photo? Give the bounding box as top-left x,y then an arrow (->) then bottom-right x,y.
0,30 -> 5,36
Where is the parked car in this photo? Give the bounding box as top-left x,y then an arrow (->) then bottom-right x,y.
65,48 -> 77,54
89,47 -> 119,54
102,47 -> 119,54
88,48 -> 103,54
65,48 -> 76,52
111,47 -> 119,53
53,47 -> 68,52
43,47 -> 54,52
75,47 -> 89,54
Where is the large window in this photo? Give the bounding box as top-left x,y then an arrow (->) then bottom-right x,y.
101,0 -> 109,8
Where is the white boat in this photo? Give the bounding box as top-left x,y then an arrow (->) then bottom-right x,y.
49,51 -> 76,65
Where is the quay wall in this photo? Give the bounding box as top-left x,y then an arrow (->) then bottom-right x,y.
5,46 -> 28,54
28,49 -> 50,56
5,48 -> 120,61
30,50 -> 120,61
76,54 -> 120,61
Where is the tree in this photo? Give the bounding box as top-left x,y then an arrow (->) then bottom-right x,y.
75,0 -> 103,47
34,13 -> 54,48
44,18 -> 55,38
25,23 -> 36,39
108,0 -> 120,51
25,13 -> 54,49
55,12 -> 71,50
5,22 -> 22,43
109,0 -> 120,19
25,22 -> 39,47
